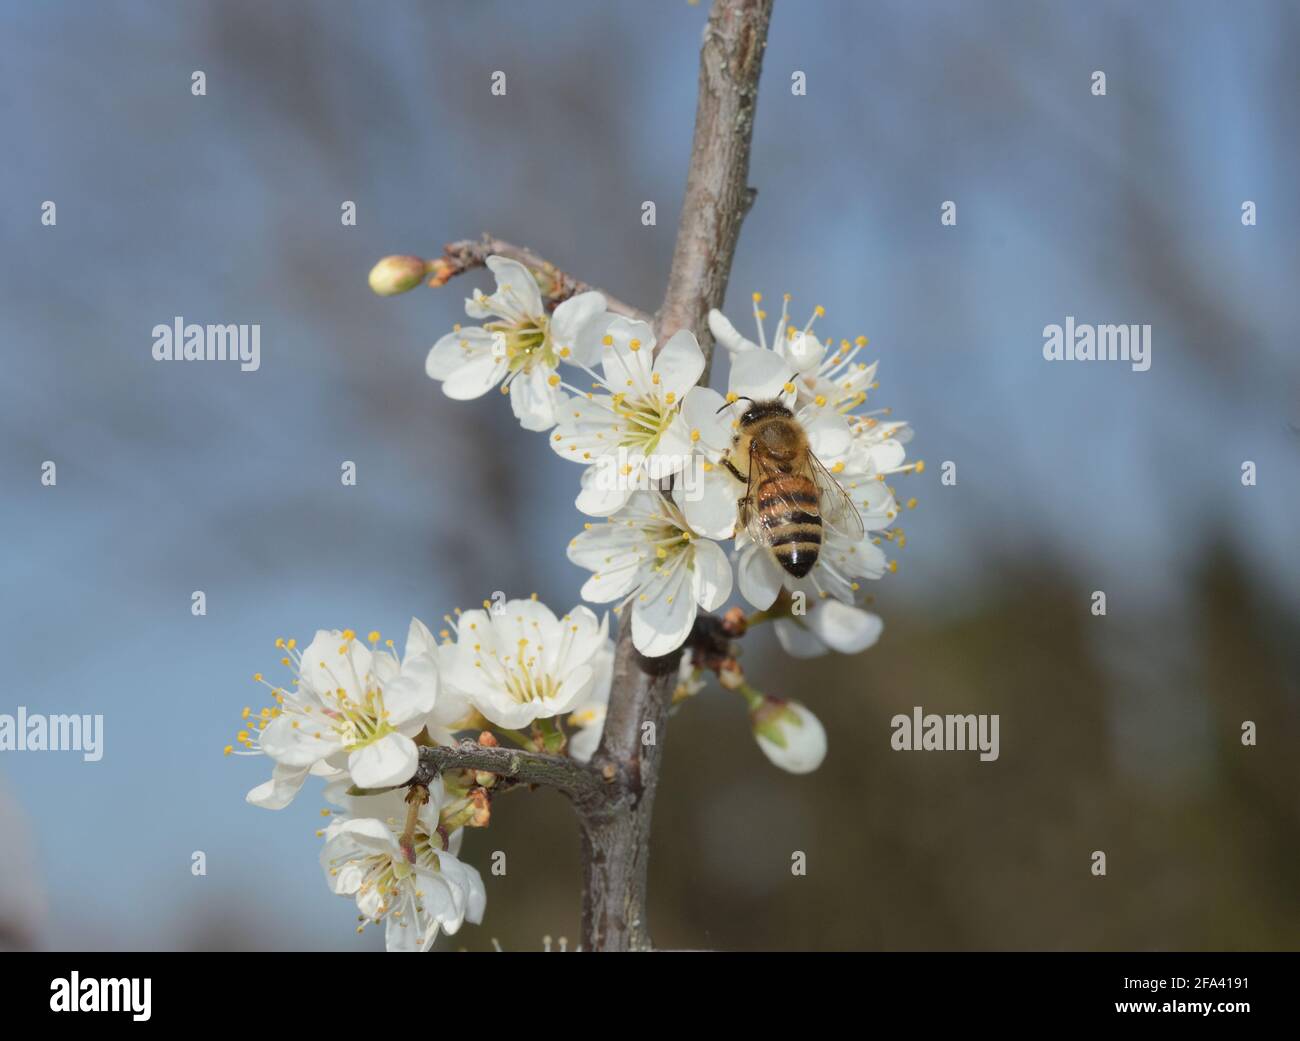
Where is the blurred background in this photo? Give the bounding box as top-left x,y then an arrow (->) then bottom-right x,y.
2,0 -> 1297,951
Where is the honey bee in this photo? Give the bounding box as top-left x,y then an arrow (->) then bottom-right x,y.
720,397 -> 864,578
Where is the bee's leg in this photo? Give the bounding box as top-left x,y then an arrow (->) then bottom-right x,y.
721,459 -> 748,484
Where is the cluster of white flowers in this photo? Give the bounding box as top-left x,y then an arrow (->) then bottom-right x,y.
235,256 -> 919,950
229,602 -> 614,951
428,261 -> 919,665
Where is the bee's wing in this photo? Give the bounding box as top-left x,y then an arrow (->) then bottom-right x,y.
809,452 -> 866,539
740,443 -> 782,547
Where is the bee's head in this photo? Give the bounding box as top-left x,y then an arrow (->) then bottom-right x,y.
718,396 -> 793,426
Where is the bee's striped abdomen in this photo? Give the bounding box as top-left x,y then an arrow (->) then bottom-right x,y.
757,472 -> 822,578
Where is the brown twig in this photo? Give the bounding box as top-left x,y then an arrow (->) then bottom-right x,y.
658,0 -> 772,383
430,235 -> 651,323
415,741 -> 609,799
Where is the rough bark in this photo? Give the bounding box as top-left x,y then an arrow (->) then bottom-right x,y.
578,0 -> 773,951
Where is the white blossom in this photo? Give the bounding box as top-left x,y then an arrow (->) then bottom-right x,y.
550,317 -> 717,516
425,255 -> 607,431
568,490 -> 732,657
439,598 -> 610,730
321,786 -> 485,953
232,620 -> 440,806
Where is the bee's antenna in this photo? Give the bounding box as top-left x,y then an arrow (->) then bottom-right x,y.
716,395 -> 753,415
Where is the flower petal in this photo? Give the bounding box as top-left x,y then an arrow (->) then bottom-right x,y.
737,543 -> 784,610
348,733 -> 418,789
245,763 -> 311,809
441,353 -> 507,400
690,537 -> 733,611
728,347 -> 792,402
551,291 -> 607,357
509,364 -> 564,431
652,329 -> 705,399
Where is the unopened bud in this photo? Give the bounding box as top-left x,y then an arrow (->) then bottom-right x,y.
368,254 -> 428,296
750,696 -> 826,774
717,659 -> 745,691
468,787 -> 491,827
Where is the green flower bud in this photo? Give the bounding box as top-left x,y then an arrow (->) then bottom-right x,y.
368,255 -> 429,296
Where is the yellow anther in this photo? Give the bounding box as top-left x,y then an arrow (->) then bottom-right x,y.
223,744 -> 233,755
690,428 -> 701,442
548,374 -> 560,387
629,339 -> 642,351
602,334 -> 613,346
855,336 -> 868,347
286,638 -> 297,649
368,630 -> 381,643
782,382 -> 796,394
814,395 -> 827,407
752,291 -> 762,302
252,673 -> 262,683
726,391 -> 738,403
914,460 -> 926,474
888,560 -> 899,573
814,305 -> 826,317
665,391 -> 676,404
907,497 -> 918,509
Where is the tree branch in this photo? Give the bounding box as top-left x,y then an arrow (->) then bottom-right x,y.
580,0 -> 773,952
658,0 -> 773,382
416,741 -> 608,799
431,235 -> 651,322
